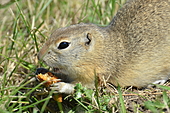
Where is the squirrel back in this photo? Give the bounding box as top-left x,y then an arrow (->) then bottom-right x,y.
104,0 -> 170,86
38,0 -> 170,93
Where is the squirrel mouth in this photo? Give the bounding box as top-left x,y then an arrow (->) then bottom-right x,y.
53,68 -> 61,73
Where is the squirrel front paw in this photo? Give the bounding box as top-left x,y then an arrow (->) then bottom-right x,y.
50,82 -> 75,94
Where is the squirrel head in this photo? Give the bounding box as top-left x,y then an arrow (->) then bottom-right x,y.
38,23 -> 107,81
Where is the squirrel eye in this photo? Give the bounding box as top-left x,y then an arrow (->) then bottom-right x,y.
58,41 -> 70,49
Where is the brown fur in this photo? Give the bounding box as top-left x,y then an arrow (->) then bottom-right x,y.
38,0 -> 170,88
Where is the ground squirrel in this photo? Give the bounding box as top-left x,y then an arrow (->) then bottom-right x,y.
38,0 -> 170,94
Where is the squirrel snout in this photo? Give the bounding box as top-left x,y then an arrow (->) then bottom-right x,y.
38,44 -> 50,60
37,49 -> 44,60
38,50 -> 49,61
37,52 -> 43,60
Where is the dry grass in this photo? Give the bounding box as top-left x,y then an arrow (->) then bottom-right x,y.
0,0 -> 170,112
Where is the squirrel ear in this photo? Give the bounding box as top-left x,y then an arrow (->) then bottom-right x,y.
85,33 -> 92,46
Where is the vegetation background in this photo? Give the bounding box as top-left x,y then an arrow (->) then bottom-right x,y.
0,0 -> 170,112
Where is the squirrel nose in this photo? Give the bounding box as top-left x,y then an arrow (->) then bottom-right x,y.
38,49 -> 43,60
38,50 -> 50,60
38,52 -> 42,60
38,45 -> 50,60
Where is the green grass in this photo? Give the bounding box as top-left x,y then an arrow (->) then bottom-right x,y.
0,0 -> 170,112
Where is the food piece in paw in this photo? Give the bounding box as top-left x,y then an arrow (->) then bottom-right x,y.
36,72 -> 60,87
36,71 -> 62,102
